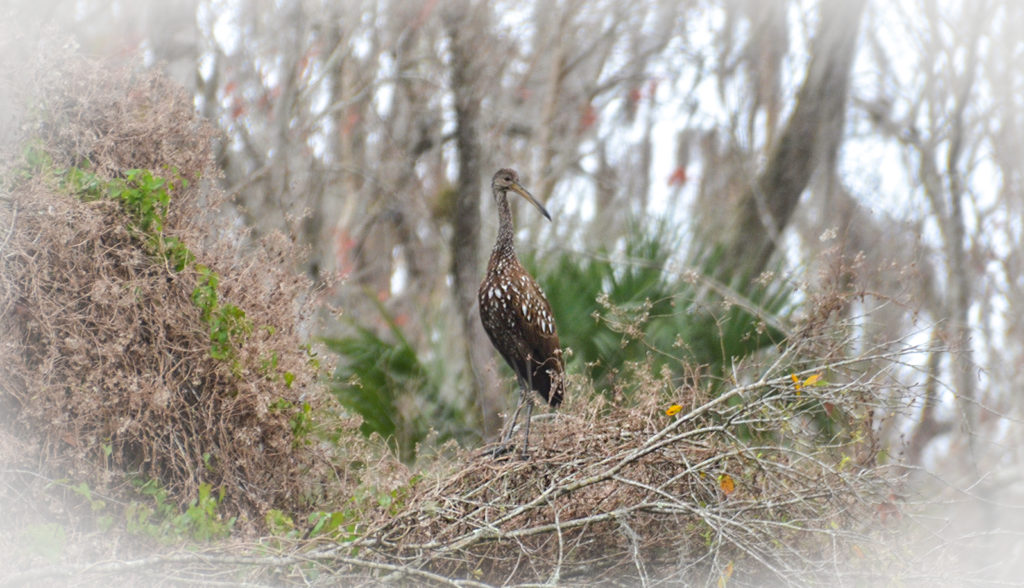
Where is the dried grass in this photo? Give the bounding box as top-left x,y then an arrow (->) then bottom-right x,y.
0,31 -> 357,541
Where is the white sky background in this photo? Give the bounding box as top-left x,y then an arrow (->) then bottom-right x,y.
197,0 -> 946,250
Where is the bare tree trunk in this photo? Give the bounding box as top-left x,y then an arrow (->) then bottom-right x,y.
532,5 -> 568,203
720,0 -> 866,282
944,0 -> 989,467
906,328 -> 953,466
446,2 -> 503,440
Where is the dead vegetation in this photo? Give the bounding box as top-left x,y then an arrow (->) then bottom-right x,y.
2,353 -> 921,586
0,33 -> 362,550
363,352 -> 913,586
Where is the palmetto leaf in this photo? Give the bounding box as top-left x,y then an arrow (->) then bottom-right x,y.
527,218 -> 794,398
322,300 -> 462,464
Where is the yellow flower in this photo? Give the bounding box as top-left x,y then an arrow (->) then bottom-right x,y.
665,404 -> 682,416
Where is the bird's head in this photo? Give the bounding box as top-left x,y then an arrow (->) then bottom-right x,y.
492,168 -> 551,221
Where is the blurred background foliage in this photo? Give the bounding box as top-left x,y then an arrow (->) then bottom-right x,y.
529,219 -> 793,392
323,302 -> 466,464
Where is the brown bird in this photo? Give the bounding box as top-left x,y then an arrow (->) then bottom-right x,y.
479,168 -> 564,455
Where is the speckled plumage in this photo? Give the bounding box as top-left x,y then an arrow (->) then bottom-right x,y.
479,169 -> 564,410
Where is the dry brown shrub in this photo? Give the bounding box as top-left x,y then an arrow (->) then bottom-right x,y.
384,396 -> 719,584
0,32 -> 359,540
325,367 -> 905,587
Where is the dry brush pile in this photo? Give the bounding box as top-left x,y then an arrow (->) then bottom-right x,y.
343,343 -> 918,586
0,32 -> 363,554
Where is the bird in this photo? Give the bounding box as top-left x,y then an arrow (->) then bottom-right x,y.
478,168 -> 564,456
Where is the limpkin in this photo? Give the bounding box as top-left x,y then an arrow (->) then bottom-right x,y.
479,168 -> 565,455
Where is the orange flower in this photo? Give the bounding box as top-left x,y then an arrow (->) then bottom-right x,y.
717,560 -> 735,587
718,473 -> 736,495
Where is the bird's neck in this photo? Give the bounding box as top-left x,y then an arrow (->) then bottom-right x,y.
491,192 -> 516,263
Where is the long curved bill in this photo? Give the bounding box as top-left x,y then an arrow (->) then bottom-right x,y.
509,182 -> 552,221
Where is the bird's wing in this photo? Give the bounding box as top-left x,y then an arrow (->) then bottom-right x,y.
515,278 -> 564,406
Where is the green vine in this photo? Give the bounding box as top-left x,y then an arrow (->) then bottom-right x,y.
59,161 -> 253,366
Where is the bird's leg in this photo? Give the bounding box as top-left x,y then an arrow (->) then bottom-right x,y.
501,378 -> 528,444
518,360 -> 537,457
502,396 -> 523,443
520,395 -> 534,457
488,383 -> 527,459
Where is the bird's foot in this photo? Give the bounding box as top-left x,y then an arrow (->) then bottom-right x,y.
483,442 -> 531,460
484,442 -> 515,459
